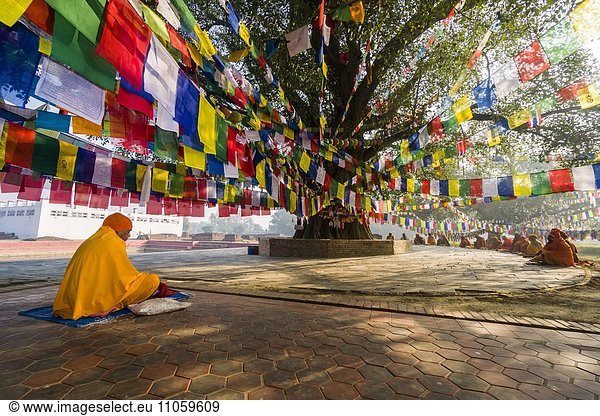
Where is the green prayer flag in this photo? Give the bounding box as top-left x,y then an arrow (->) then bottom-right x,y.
168,173 -> 185,198
414,179 -> 422,194
32,133 -> 59,176
539,18 -> 581,65
530,172 -> 552,196
459,179 -> 470,197
216,116 -> 228,163
535,96 -> 557,113
170,0 -> 197,35
445,144 -> 458,158
125,162 -> 138,192
45,0 -> 107,45
142,4 -> 170,43
442,114 -> 458,134
51,12 -> 117,91
153,127 -> 179,160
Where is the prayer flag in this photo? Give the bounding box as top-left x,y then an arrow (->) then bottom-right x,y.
4,122 -> 35,169
470,179 -> 483,197
170,0 -> 196,37
72,116 -> 102,136
51,12 -> 117,91
24,0 -> 54,35
557,79 -> 589,103
299,152 -> 311,173
175,71 -> 200,138
459,179 -> 470,197
18,175 -> 45,201
153,127 -> 179,160
571,165 -> 597,190
482,178 -> 498,197
497,176 -> 514,197
530,171 -> 552,195
448,179 -> 459,197
548,169 -> 575,193
183,145 -> 206,171
35,58 -> 105,125
507,108 -> 531,129
215,115 -> 228,163
168,173 -> 184,198
198,94 -> 217,155
36,111 -> 71,133
0,22 -> 41,107
117,76 -> 154,119
491,62 -> 520,99
44,0 -> 104,44
0,0 -> 33,27
578,84 -> 600,109
569,0 -> 600,44
539,18 -> 582,64
156,0 -> 181,31
89,185 -> 110,209
56,140 -> 78,181
285,25 -> 311,57
142,4 -> 169,43
49,179 -> 72,204
513,174 -> 532,197
472,79 -> 495,111
225,0 -> 239,34
152,167 -> 169,194
238,22 -> 250,46
96,0 -> 151,91
92,153 -> 112,187
332,1 -> 365,24
452,95 -> 472,124
110,158 -> 126,189
73,182 -> 92,206
32,132 -> 59,176
514,40 -> 550,83
109,189 -> 128,207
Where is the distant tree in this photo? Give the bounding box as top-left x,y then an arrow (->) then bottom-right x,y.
200,213 -> 266,233
268,209 -> 295,236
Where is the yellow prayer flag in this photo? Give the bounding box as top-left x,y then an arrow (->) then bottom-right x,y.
400,139 -> 410,160
198,95 -> 217,155
319,114 -> 327,129
569,0 -> 600,44
38,37 -> 52,56
289,191 -> 297,214
186,41 -> 203,65
72,116 -> 102,136
183,145 -> 206,171
487,135 -> 502,147
322,59 -> 328,79
256,160 -> 266,189
433,149 -> 445,161
224,184 -> 236,203
136,164 -> 147,192
278,85 -> 285,101
324,151 -> 333,162
238,22 -> 251,46
365,197 -> 372,212
228,48 -> 249,62
443,158 -> 455,165
507,109 -> 531,129
259,94 -> 268,107
449,179 -> 459,197
452,95 -> 473,124
299,152 -> 311,172
56,141 -> 78,181
578,84 -> 600,109
194,25 -> 217,56
0,0 -> 32,27
349,1 -> 365,24
259,111 -> 271,123
407,178 -> 414,193
283,126 -> 294,139
0,122 -> 7,170
152,168 -> 169,193
336,181 -> 345,201
513,174 -> 532,197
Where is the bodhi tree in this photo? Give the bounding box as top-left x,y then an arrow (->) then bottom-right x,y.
187,0 -> 599,239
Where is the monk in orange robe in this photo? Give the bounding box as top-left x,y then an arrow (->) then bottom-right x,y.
474,235 -> 487,249
427,233 -> 436,245
53,213 -> 163,320
499,236 -> 513,251
459,236 -> 472,248
530,229 -> 575,267
524,235 -> 543,257
487,235 -> 502,250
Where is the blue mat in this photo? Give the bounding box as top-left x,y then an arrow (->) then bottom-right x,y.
18,292 -> 190,328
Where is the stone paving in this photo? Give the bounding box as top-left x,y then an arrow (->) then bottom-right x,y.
0,246 -> 589,296
1,287 -> 599,400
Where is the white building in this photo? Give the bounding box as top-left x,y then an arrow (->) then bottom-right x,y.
0,199 -> 183,240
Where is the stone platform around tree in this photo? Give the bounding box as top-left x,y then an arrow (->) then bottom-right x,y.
258,238 -> 412,258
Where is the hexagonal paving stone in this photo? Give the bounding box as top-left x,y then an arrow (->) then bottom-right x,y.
25,356 -> 69,372
306,355 -> 336,370
263,370 -> 297,389
227,349 -> 257,362
244,358 -> 275,374
417,375 -> 459,395
226,373 -> 262,392
149,376 -> 191,398
248,386 -> 286,400
23,384 -> 73,400
414,362 -> 450,377
140,363 -> 178,381
0,370 -> 32,389
441,360 -> 478,375
63,354 -> 103,371
355,379 -> 396,399
296,368 -> 331,386
102,365 -> 143,383
387,351 -> 418,365
64,380 -> 113,400
275,357 -> 307,372
63,367 -> 108,386
448,373 -> 490,392
108,378 -> 153,399
476,371 -> 518,388
176,362 -> 210,379
328,367 -> 362,385
284,384 -> 324,399
256,347 -> 287,361
285,345 -> 314,359
320,381 -> 359,399
357,364 -> 394,382
210,360 -> 243,377
518,383 -> 565,400
197,350 -> 228,364
98,354 -> 135,370
545,380 -> 595,400
189,374 -> 226,395
207,389 -> 245,399
332,353 -> 363,368
385,363 -> 423,379
126,344 -> 158,356
488,386 -> 532,400
23,368 -> 70,387
387,377 -> 426,398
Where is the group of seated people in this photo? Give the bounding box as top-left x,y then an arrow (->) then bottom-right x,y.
412,228 -> 590,268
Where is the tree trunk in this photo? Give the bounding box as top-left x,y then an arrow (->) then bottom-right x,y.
294,212 -> 375,240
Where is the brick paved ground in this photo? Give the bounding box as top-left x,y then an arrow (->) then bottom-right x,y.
1,287 -> 599,400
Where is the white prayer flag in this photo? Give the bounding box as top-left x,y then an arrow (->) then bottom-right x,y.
482,178 -> 499,197
418,125 -> 430,149
157,0 -> 181,30
206,180 -> 217,199
316,166 -> 326,185
144,35 -> 179,118
430,180 -> 440,196
491,62 -> 520,99
572,165 -> 596,190
285,25 -> 312,57
92,154 -> 113,188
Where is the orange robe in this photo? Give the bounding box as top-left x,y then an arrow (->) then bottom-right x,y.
540,230 -> 575,267
427,235 -> 436,245
53,226 -> 160,319
474,236 -> 486,249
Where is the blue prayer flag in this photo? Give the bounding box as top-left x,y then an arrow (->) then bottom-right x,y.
497,176 -> 514,197
73,148 -> 96,184
472,79 -> 496,111
439,180 -> 449,196
226,2 -> 240,35
175,71 -> 200,138
36,111 -> 71,133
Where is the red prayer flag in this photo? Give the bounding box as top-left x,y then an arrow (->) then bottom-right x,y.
191,200 -> 205,217
146,195 -> 162,215
218,204 -> 230,217
470,179 -> 483,197
177,199 -> 192,216
261,207 -> 270,215
243,189 -> 252,206
167,25 -> 191,67
25,0 -> 54,35
73,183 -> 92,206
49,179 -> 73,204
116,84 -> 154,119
17,176 -> 45,201
241,208 -> 251,217
4,123 -> 35,169
89,185 -> 110,209
236,142 -> 255,177
110,189 -> 129,207
514,40 -> 550,83
111,158 -> 127,189
229,205 -> 238,215
163,197 -> 178,215
96,0 -> 151,90
548,169 -> 575,193
251,207 -> 260,216
322,174 -> 332,192
197,178 -> 207,200
421,179 -> 430,195
183,176 -> 198,199
129,192 -> 140,204
227,127 -> 238,166
557,79 -> 589,103
1,172 -> 23,193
